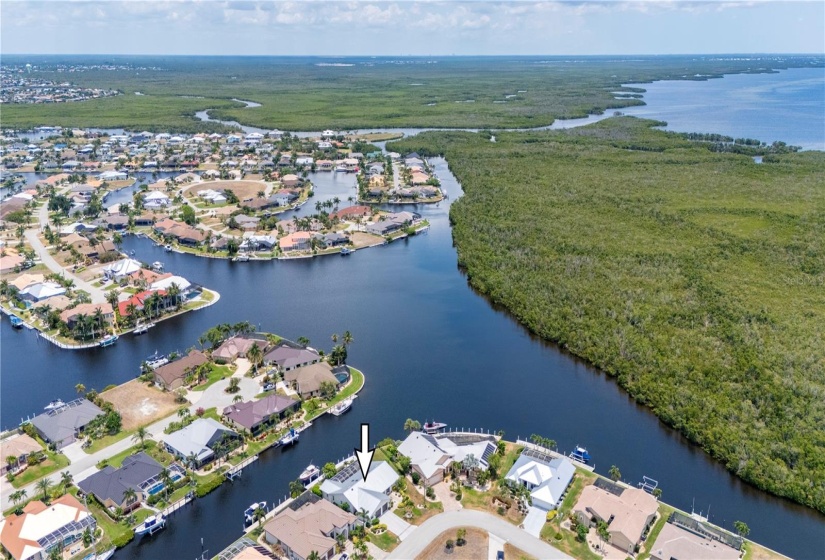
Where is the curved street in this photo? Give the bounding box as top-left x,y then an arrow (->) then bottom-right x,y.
387,509 -> 572,560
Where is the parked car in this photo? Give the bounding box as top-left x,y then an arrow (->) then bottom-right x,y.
262,383 -> 275,392
496,551 -> 504,560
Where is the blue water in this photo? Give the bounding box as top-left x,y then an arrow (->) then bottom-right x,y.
622,68 -> 825,151
147,473 -> 183,496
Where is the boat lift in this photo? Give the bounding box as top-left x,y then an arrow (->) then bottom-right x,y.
638,475 -> 659,494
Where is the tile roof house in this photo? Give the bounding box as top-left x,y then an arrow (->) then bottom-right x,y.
279,232 -> 311,252
574,482 -> 659,554
59,303 -> 114,329
650,521 -> 741,560
77,451 -> 164,510
0,434 -> 42,475
320,461 -> 399,520
153,350 -> 208,390
213,336 -> 269,364
162,418 -> 239,467
504,451 -> 576,511
330,205 -> 372,221
29,399 -> 104,449
222,394 -> 300,435
263,499 -> 357,560
284,362 -> 341,398
263,344 -> 320,371
0,494 -> 96,560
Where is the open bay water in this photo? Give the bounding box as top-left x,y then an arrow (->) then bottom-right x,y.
621,67 -> 825,150
2,69 -> 824,558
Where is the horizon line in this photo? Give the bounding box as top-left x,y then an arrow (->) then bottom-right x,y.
3,52 -> 824,58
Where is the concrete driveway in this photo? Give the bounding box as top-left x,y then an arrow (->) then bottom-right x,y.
387,510 -> 572,560
522,506 -> 547,538
379,511 -> 416,541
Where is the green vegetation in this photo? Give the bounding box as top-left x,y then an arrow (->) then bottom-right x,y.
8,449 -> 69,488
2,55 -> 820,131
368,529 -> 400,552
96,440 -> 173,470
637,504 -> 675,560
388,117 -> 825,514
190,363 -> 234,392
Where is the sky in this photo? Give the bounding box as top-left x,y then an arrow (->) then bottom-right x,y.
1,1 -> 823,56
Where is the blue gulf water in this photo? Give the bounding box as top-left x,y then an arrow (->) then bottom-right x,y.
622,68 -> 825,150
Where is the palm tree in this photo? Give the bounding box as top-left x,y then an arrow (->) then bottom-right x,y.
297,336 -> 310,348
177,407 -> 191,420
75,383 -> 86,396
233,394 -> 243,404
167,282 -> 181,310
247,343 -> 263,374
106,291 -> 120,326
9,489 -> 25,511
307,552 -> 321,560
6,455 -> 19,473
254,505 -> 267,528
122,487 -> 138,509
36,478 -> 51,501
342,330 -> 353,348
187,452 -> 199,471
609,465 -> 622,482
132,426 -> 149,450
331,333 -> 338,344
160,468 -> 173,501
60,471 -> 73,492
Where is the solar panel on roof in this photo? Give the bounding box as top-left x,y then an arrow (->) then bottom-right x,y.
481,443 -> 496,463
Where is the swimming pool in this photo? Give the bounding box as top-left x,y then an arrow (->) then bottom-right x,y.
335,372 -> 349,383
146,473 -> 183,496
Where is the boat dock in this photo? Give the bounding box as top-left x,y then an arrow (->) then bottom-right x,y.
226,455 -> 259,481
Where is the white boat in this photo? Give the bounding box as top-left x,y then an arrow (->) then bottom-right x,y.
329,397 -> 353,416
232,254 -> 250,262
93,548 -> 116,560
164,244 -> 172,252
279,428 -> 299,446
145,351 -> 169,370
133,322 -> 155,336
299,464 -> 320,484
151,261 -> 164,272
340,247 -> 355,256
135,514 -> 165,536
44,399 -> 66,412
422,421 -> 447,434
244,501 -> 267,523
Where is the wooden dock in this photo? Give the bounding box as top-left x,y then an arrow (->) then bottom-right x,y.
226,454 -> 259,481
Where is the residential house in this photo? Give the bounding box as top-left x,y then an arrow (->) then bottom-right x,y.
77,451 -> 164,510
18,282 -> 66,303
162,418 -> 239,467
650,518 -> 742,560
319,460 -> 399,520
263,343 -> 320,371
279,232 -> 311,252
212,336 -> 269,364
8,274 -> 45,292
0,434 -> 42,476
117,289 -> 168,318
573,480 -> 659,554
284,362 -> 343,399
59,303 -> 114,331
222,394 -> 300,435
143,191 -> 171,209
102,258 -> 143,280
153,350 -> 208,390
504,449 -> 576,511
397,432 -> 498,486
281,174 -> 301,188
29,399 -> 104,449
263,498 -> 357,560
0,494 -> 96,560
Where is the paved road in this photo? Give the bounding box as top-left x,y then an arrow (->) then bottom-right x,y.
387,510 -> 572,560
24,229 -> 106,304
0,361 -> 264,510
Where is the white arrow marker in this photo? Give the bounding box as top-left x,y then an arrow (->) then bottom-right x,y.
355,423 -> 375,482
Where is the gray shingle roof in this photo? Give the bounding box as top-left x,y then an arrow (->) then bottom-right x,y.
77,452 -> 162,505
30,399 -> 103,445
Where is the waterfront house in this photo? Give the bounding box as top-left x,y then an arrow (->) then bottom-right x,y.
18,282 -> 66,303
397,432 -> 497,486
222,394 -> 300,435
281,174 -> 301,188
29,399 -> 104,449
59,303 -> 114,331
263,343 -> 320,371
143,191 -> 171,209
153,350 -> 208,390
0,434 -> 42,476
573,480 -> 658,554
162,418 -> 239,467
279,232 -> 311,252
117,289 -> 168,318
98,170 -> 127,181
650,515 -> 742,560
150,275 -> 192,294
0,494 -> 96,560
8,274 -> 45,292
283,362 -> 343,399
77,451 -> 164,510
321,232 -> 349,247
213,336 -> 269,364
504,449 -> 575,511
319,461 -> 398,520
263,497 -> 357,560
102,258 -> 143,281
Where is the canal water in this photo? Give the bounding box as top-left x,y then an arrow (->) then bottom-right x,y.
2,69 -> 824,558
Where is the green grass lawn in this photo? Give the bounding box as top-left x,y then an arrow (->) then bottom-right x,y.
9,450 -> 69,488
190,363 -> 233,392
97,440 -> 174,469
85,496 -> 135,547
638,503 -> 675,560
85,430 -> 132,454
369,530 -> 400,552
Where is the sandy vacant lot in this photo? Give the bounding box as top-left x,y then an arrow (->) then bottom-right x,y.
350,231 -> 385,249
184,180 -> 269,201
416,527 -> 488,560
100,379 -> 180,431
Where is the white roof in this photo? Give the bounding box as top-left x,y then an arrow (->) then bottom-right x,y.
103,258 -> 142,277
505,454 -> 576,510
398,432 -> 451,479
163,418 -> 236,461
320,461 -> 398,518
151,275 -> 191,292
20,282 -> 66,300
143,191 -> 170,201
